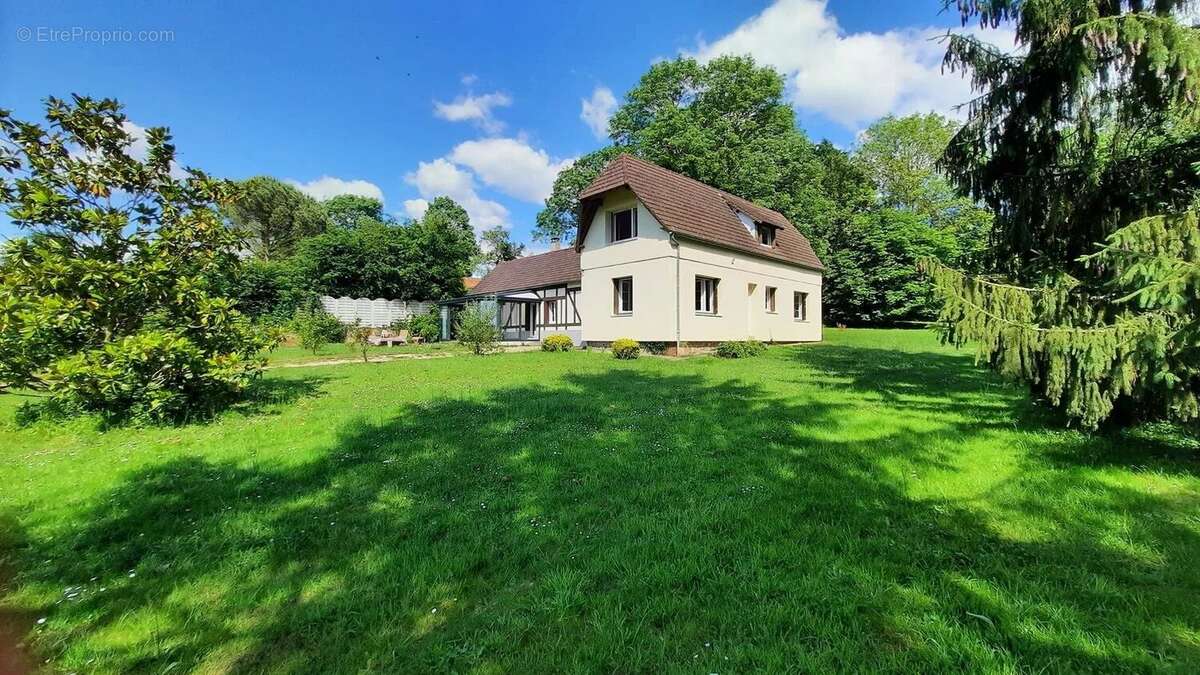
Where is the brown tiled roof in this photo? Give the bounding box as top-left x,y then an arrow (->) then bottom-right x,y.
469,248 -> 581,295
577,154 -> 823,270
462,277 -> 481,290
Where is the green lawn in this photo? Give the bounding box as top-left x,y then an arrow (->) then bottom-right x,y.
267,340 -> 467,366
1,329 -> 1197,673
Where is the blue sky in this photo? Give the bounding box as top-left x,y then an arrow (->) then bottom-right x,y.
0,0 -> 1012,248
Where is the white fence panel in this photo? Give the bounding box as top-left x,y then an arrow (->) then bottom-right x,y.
319,296 -> 435,328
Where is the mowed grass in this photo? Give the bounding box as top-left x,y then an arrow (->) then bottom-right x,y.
266,341 -> 466,366
1,329 -> 1198,673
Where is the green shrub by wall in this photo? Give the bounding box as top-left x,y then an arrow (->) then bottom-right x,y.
612,338 -> 640,360
715,340 -> 767,358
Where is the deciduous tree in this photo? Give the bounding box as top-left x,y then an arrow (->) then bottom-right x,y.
323,194 -> 386,229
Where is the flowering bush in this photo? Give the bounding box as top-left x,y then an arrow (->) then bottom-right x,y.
611,338 -> 640,360
541,334 -> 574,352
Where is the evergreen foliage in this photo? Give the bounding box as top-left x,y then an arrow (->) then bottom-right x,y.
224,176 -> 330,260
926,0 -> 1200,428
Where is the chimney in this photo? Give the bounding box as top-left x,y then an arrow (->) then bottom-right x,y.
550,236 -> 561,251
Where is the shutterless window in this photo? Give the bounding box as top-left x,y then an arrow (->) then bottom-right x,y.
613,276 -> 633,314
757,224 -> 776,246
695,276 -> 719,314
765,286 -> 777,312
794,291 -> 808,321
607,208 -> 638,243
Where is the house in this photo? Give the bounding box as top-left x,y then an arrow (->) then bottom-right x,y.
440,154 -> 822,352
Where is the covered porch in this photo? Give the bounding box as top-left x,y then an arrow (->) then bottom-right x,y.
438,286 -> 582,344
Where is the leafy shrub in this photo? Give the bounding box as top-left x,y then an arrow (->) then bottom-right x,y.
0,96 -> 271,423
388,317 -> 409,333
219,258 -> 313,326
611,338 -> 640,360
292,308 -> 345,353
456,305 -> 500,355
641,341 -> 668,355
408,311 -> 441,343
715,340 -> 767,358
542,334 -> 574,352
345,321 -> 373,363
41,330 -> 264,424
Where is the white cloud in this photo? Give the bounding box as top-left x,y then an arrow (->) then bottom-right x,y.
404,158 -> 509,232
690,0 -> 1017,129
403,198 -> 429,220
433,91 -> 513,134
448,138 -> 574,203
286,176 -> 384,202
580,86 -> 618,140
461,74 -> 479,86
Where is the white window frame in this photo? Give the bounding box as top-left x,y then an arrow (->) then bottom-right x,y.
794,291 -> 808,321
606,207 -> 638,243
695,276 -> 719,314
613,276 -> 634,315
765,286 -> 777,313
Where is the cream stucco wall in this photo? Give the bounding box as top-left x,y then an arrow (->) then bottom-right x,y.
578,189 -> 823,344
675,238 -> 822,343
578,189 -> 676,343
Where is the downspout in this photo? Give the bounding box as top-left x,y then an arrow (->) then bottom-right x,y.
669,232 -> 681,355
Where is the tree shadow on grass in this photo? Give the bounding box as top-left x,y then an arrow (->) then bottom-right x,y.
790,342 -> 1200,471
9,372 -> 333,431
225,373 -> 334,419
10,364 -> 1200,672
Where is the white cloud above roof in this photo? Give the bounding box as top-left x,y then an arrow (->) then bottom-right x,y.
690,0 -> 1016,129
449,138 -> 574,203
433,91 -> 513,134
404,158 -> 509,232
580,86 -> 618,140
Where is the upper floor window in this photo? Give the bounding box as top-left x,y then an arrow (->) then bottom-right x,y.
794,291 -> 808,321
607,208 -> 638,243
756,224 -> 776,247
765,286 -> 777,312
695,276 -> 719,314
613,276 -> 634,314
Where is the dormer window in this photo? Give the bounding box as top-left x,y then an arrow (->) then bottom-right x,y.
607,207 -> 638,243
756,224 -> 776,247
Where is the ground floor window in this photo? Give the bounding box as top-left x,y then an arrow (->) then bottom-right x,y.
794,291 -> 808,321
695,276 -> 719,314
613,276 -> 633,314
765,286 -> 777,313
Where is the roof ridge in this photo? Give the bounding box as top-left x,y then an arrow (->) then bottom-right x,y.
502,246 -> 575,263
618,154 -> 786,219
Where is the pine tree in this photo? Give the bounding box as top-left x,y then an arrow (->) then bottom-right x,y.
927,0 -> 1200,427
